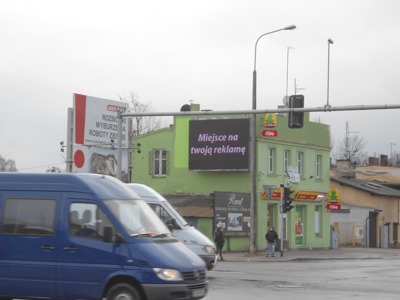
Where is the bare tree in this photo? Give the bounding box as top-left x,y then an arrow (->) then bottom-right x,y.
337,122 -> 366,161
0,155 -> 17,172
118,92 -> 165,137
46,166 -> 62,173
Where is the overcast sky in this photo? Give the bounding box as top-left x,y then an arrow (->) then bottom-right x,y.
1,0 -> 400,172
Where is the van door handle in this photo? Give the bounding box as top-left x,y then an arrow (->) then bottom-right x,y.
41,245 -> 55,251
63,246 -> 78,251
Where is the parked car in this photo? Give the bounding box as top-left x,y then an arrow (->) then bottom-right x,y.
127,183 -> 217,270
0,173 -> 208,300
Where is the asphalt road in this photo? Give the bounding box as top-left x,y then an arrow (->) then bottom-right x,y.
204,248 -> 400,300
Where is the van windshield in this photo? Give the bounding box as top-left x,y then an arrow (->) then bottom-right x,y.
104,199 -> 170,237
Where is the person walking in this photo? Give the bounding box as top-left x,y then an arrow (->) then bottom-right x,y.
214,225 -> 225,261
265,226 -> 278,257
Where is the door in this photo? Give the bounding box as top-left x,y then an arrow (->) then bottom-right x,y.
294,206 -> 305,247
368,211 -> 378,248
58,200 -> 131,299
0,192 -> 58,298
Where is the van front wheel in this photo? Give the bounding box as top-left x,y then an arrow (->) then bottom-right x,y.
106,283 -> 141,300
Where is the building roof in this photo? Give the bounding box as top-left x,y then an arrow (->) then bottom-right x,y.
355,166 -> 400,183
163,194 -> 214,218
331,176 -> 400,197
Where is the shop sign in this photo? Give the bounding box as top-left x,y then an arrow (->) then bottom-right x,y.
327,203 -> 341,210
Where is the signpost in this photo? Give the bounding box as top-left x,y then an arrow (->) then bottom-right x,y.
263,185 -> 276,227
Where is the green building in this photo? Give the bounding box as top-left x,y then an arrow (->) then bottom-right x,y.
130,103 -> 331,252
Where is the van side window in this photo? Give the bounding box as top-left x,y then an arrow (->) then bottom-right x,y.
2,198 -> 56,236
70,203 -> 114,240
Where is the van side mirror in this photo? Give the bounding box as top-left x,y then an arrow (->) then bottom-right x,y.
167,219 -> 177,231
103,226 -> 126,243
103,226 -> 114,243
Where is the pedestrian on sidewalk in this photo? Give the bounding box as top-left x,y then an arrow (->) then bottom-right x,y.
265,226 -> 278,257
214,225 -> 225,261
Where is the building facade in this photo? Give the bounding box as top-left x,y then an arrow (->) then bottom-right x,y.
330,167 -> 400,248
130,103 -> 331,251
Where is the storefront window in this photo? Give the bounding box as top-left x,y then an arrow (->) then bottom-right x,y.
295,206 -> 304,246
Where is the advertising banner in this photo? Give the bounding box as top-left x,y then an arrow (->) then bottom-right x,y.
71,144 -> 129,182
74,93 -> 129,148
188,118 -> 250,170
72,94 -> 130,182
214,191 -> 251,237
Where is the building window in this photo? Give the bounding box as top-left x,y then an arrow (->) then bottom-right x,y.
284,150 -> 290,175
316,154 -> 322,179
297,151 -> 304,177
152,149 -> 168,177
315,205 -> 322,237
268,148 -> 275,174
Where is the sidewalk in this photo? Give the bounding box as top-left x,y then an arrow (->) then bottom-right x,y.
220,247 -> 400,263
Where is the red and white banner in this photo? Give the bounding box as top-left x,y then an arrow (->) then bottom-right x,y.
74,94 -> 129,148
72,94 -> 130,182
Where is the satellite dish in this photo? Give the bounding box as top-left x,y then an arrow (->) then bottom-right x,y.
283,96 -> 289,107
180,104 -> 191,112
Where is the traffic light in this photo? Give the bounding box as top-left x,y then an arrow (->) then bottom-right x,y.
283,187 -> 295,213
288,95 -> 304,128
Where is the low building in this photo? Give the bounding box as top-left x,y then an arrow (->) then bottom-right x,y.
131,102 -> 331,251
330,167 -> 400,248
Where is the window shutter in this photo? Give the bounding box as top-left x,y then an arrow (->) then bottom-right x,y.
148,151 -> 153,175
166,151 -> 170,175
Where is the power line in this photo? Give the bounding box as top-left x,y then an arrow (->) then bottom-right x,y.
18,161 -> 65,171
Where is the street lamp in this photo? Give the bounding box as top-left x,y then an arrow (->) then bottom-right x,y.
326,38 -> 334,109
249,24 -> 296,253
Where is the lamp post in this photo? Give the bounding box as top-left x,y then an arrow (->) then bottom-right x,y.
285,46 -> 295,100
249,25 -> 296,253
326,38 -> 334,108
391,143 -> 396,161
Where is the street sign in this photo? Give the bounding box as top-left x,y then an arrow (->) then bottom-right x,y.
263,185 -> 276,200
327,203 -> 341,210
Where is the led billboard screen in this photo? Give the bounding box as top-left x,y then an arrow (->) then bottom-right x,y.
189,118 -> 250,170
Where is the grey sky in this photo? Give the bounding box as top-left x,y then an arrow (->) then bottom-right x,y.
1,0 -> 399,172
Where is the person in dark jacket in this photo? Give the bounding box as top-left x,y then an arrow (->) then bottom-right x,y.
265,226 -> 278,257
214,225 -> 225,261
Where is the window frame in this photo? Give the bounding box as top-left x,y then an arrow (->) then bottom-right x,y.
297,151 -> 304,177
152,149 -> 168,177
2,198 -> 56,236
268,147 -> 275,175
316,154 -> 322,179
284,149 -> 290,175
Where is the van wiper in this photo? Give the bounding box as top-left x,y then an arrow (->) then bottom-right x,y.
152,232 -> 170,238
131,232 -> 170,238
131,232 -> 155,237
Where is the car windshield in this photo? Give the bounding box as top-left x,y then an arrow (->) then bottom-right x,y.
104,199 -> 170,237
127,184 -> 190,227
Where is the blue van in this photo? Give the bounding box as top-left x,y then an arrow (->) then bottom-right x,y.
0,173 -> 208,300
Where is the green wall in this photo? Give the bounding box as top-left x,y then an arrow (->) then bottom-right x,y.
131,107 -> 332,251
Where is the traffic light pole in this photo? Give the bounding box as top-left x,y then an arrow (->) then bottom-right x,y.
280,184 -> 284,257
